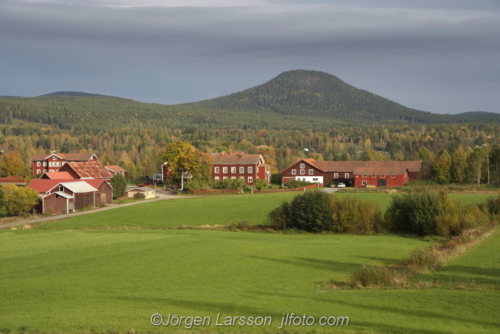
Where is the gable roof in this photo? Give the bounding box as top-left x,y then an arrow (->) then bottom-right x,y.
353,166 -> 408,175
63,161 -> 114,179
28,179 -> 109,193
282,159 -> 422,173
105,165 -> 127,173
210,152 -> 264,165
41,172 -> 75,180
60,181 -> 98,193
31,153 -> 97,162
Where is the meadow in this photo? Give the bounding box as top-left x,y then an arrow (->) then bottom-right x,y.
36,192 -> 495,230
1,192 -> 499,333
1,228 -> 499,333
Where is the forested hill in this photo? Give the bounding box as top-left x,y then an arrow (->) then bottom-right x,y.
187,70 -> 499,123
42,91 -> 115,98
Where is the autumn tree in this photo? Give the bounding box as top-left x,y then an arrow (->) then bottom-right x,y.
1,184 -> 39,216
432,150 -> 451,183
160,141 -> 213,182
0,151 -> 23,176
451,146 -> 468,183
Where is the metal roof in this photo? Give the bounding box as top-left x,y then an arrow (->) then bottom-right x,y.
63,161 -> 114,179
60,181 -> 98,193
52,191 -> 75,199
211,152 -> 264,165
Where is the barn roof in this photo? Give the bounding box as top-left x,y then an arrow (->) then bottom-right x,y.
28,179 -> 76,193
64,161 -> 113,179
353,166 -> 408,175
282,159 -> 422,173
41,172 -> 75,180
105,165 -> 127,173
60,181 -> 98,193
52,191 -> 74,199
210,152 -> 264,165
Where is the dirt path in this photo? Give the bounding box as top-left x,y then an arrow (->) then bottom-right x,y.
0,190 -> 186,229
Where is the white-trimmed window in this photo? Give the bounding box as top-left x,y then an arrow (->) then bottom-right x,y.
231,176 -> 236,180
53,156 -> 57,160
214,167 -> 220,173
239,167 -> 244,173
334,173 -> 339,178
300,169 -> 305,175
223,167 -> 228,173
345,173 -> 349,178
248,177 -> 254,183
36,161 -> 41,167
223,177 -> 228,180
308,169 -> 314,175
56,162 -> 61,167
362,181 -> 367,186
300,163 -> 305,168
215,176 -> 220,180
391,175 -> 395,178
43,169 -> 47,172
372,175 -> 376,178
43,161 -> 47,166
248,167 -> 253,173
291,169 -> 296,175
381,175 -> 385,178
36,169 -> 41,175
231,167 -> 236,173
363,175 -> 367,178
313,178 -> 318,181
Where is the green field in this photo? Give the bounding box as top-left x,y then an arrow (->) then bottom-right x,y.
1,228 -> 499,333
37,192 -> 496,230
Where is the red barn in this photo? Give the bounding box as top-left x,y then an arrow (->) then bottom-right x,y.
281,159 -> 421,187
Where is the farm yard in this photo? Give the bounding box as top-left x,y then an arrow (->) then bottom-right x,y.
0,191 -> 499,333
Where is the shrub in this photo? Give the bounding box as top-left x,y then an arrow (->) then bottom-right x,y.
254,178 -> 267,190
436,202 -> 488,236
270,173 -> 282,184
267,201 -> 290,230
285,180 -> 313,189
133,192 -> 146,200
404,248 -> 443,272
350,265 -> 393,287
184,178 -> 210,191
212,178 -> 245,190
288,190 -> 333,232
329,196 -> 383,234
485,195 -> 500,222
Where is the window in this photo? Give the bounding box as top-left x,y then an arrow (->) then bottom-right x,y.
363,175 -> 367,178
248,177 -> 253,183
391,175 -> 395,178
223,167 -> 228,173
214,167 -> 220,173
345,173 -> 349,178
56,162 -> 61,167
291,169 -> 296,175
381,175 -> 385,178
36,161 -> 41,167
53,156 -> 57,160
214,176 -> 219,180
313,178 -> 318,181
231,176 -> 236,180
36,169 -> 41,175
308,169 -> 313,175
334,173 -> 338,178
372,175 -> 376,178
239,167 -> 244,173
362,181 -> 367,186
223,177 -> 228,180
43,161 -> 47,166
248,167 -> 253,173
59,186 -> 64,192
43,169 -> 47,172
300,169 -> 305,175
231,167 -> 236,173
300,163 -> 305,168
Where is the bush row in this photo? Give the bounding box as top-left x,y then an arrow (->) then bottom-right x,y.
268,190 -> 499,236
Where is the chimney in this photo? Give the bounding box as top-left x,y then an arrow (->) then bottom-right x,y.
50,150 -> 55,154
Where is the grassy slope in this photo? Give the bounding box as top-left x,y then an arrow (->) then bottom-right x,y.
421,227 -> 500,286
38,192 -> 495,230
2,229 -> 498,333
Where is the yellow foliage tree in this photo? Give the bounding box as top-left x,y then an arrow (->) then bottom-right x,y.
1,184 -> 40,216
160,141 -> 213,182
0,151 -> 23,176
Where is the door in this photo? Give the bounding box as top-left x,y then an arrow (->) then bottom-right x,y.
377,179 -> 386,187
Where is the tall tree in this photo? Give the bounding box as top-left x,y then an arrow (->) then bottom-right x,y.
451,146 -> 468,183
0,151 -> 23,176
160,141 -> 213,182
432,150 -> 451,183
110,173 -> 127,199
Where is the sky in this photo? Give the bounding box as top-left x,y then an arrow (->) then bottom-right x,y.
1,0 -> 499,114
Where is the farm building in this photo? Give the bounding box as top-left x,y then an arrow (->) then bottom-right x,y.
104,164 -> 127,177
125,187 -> 156,199
30,152 -> 98,176
210,152 -> 270,186
281,159 -> 422,187
58,161 -> 114,180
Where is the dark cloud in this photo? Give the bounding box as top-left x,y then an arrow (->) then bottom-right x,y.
0,0 -> 499,113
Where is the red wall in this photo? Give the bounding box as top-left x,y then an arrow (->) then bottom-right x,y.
354,173 -> 409,188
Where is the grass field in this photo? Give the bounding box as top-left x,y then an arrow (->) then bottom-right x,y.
1,228 -> 498,333
419,228 -> 500,286
36,192 -> 495,230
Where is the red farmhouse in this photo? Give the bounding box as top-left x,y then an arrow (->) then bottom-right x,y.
281,159 -> 422,187
30,152 -> 97,176
210,152 -> 270,186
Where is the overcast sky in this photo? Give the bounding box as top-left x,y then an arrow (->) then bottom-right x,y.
1,0 -> 499,114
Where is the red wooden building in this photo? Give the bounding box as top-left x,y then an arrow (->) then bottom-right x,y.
30,152 -> 97,176
281,159 -> 421,187
210,152 -> 270,186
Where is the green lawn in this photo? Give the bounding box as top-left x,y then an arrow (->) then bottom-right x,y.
38,192 -> 495,230
419,227 -> 500,286
1,229 -> 498,333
